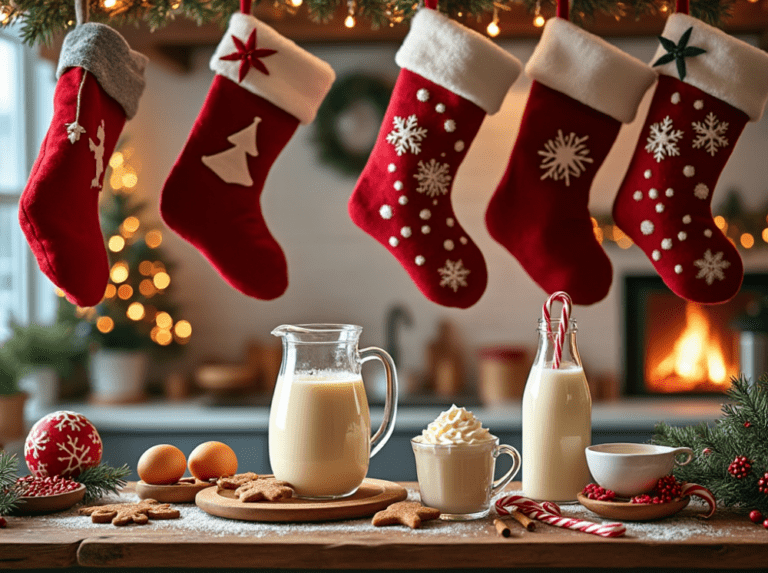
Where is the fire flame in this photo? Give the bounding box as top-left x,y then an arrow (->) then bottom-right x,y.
649,303 -> 733,392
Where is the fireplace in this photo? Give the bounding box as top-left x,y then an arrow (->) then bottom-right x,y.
623,274 -> 768,395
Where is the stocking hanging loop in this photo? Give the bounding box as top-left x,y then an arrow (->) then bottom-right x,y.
675,0 -> 689,15
557,0 -> 569,21
424,0 -> 437,9
241,0 -> 252,14
74,0 -> 89,26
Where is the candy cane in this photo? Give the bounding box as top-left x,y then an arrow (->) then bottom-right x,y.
496,494 -> 626,538
542,292 -> 572,369
681,483 -> 716,519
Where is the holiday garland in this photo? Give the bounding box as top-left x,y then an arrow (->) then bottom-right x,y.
0,0 -> 736,47
653,373 -> 768,514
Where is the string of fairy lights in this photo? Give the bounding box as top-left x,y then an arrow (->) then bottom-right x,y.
64,147 -> 192,348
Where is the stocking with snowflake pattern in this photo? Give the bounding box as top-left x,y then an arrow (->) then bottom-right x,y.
348,8 -> 522,308
613,13 -> 768,303
485,16 -> 656,305
160,3 -> 335,300
18,21 -> 147,307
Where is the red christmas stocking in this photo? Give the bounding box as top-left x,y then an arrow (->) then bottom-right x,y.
485,17 -> 656,305
160,12 -> 335,300
348,8 -> 522,308
613,13 -> 768,303
18,24 -> 147,307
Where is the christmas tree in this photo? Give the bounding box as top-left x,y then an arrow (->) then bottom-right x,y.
70,142 -> 192,352
653,373 -> 768,514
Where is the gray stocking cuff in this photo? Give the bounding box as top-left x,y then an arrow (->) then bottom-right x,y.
56,23 -> 148,119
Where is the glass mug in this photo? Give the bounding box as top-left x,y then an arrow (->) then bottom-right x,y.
411,438 -> 521,520
268,324 -> 398,499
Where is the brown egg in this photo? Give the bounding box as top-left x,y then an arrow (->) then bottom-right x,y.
188,441 -> 238,480
137,444 -> 187,485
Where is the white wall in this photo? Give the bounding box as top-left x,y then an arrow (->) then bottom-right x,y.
124,34 -> 768,392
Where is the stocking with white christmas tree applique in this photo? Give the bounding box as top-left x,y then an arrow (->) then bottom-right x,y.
485,17 -> 656,306
348,8 -> 522,308
612,13 -> 768,304
19,23 -> 147,307
160,8 -> 335,300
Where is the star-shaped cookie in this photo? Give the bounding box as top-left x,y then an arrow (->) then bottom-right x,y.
372,501 -> 441,529
79,499 -> 180,526
235,478 -> 294,503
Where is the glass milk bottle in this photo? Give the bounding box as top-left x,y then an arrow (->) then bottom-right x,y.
522,318 -> 592,502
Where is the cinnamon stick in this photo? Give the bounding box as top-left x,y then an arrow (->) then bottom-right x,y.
493,518 -> 522,538
506,509 -> 536,531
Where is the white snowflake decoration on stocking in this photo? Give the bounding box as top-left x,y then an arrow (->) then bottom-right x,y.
538,130 -> 593,187
386,115 -> 427,156
413,159 -> 452,197
56,434 -> 95,476
438,259 -> 470,292
645,116 -> 683,162
694,249 -> 731,285
691,112 -> 729,156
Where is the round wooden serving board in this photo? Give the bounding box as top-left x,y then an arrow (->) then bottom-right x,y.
136,479 -> 215,503
14,484 -> 86,515
196,477 -> 407,522
577,493 -> 690,521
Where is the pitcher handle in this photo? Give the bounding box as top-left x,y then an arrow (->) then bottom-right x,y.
491,444 -> 521,496
360,346 -> 399,458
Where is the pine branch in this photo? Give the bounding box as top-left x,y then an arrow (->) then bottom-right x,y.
0,0 -> 739,47
75,463 -> 131,503
0,452 -> 20,516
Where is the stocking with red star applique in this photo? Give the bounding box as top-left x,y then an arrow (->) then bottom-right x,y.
348,8 -> 522,308
485,16 -> 656,305
160,6 -> 335,300
612,13 -> 768,303
18,22 -> 147,307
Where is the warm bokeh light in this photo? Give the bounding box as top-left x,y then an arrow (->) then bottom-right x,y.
174,320 -> 192,338
763,228 -> 768,243
96,316 -> 114,333
152,261 -> 166,273
127,302 -> 145,321
139,279 -> 156,297
153,272 -> 171,290
156,312 -> 173,329
156,329 -> 173,346
108,235 -> 125,252
145,230 -> 163,248
740,233 -> 755,249
104,284 -> 117,299
534,15 -> 545,27
139,261 -> 153,276
344,14 -> 355,28
110,173 -> 123,189
122,172 -> 138,188
486,20 -> 499,37
117,284 -> 133,299
103,0 -> 117,8
55,288 -> 66,298
714,215 -> 726,230
0,9 -> 9,24
110,262 -> 129,283
123,216 -> 140,233
291,0 -> 303,6
109,152 -> 124,168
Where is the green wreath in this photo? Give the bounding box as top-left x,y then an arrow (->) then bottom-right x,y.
314,72 -> 393,177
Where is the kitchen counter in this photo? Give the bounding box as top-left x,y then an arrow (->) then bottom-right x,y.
1,481 -> 765,571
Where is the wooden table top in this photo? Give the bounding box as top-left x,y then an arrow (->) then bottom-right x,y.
2,482 -> 766,570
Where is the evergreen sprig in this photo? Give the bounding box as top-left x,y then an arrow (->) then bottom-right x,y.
0,0 -> 738,47
0,453 -> 21,516
75,463 -> 131,503
653,373 -> 768,514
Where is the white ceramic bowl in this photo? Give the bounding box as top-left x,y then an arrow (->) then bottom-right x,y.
585,443 -> 693,498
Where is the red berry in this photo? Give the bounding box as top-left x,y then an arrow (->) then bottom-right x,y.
0,517 -> 6,528
728,456 -> 752,479
750,510 -> 764,523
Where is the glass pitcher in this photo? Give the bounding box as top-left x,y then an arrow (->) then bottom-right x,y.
268,324 -> 398,499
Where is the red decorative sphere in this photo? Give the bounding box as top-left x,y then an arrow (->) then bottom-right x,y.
24,411 -> 103,478
758,472 -> 768,495
750,510 -> 764,524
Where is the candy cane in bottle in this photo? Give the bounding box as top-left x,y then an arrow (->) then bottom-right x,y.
522,292 -> 592,502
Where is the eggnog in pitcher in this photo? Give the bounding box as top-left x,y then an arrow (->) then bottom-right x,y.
522,364 -> 591,501
269,372 -> 371,498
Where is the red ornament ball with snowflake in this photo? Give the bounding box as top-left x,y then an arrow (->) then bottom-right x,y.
24,411 -> 103,478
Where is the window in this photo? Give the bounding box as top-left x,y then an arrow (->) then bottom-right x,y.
0,29 -> 57,340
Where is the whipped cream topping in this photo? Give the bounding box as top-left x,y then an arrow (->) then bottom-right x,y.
415,405 -> 495,445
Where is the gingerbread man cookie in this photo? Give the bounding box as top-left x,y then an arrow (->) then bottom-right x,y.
216,472 -> 260,490
79,499 -> 180,526
235,478 -> 294,502
372,501 -> 441,529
